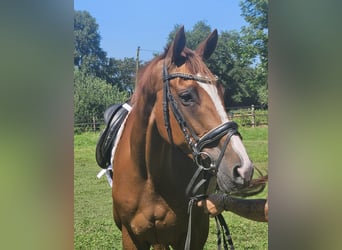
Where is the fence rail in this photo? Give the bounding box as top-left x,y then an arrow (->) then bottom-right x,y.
227,105 -> 268,128
75,105 -> 268,132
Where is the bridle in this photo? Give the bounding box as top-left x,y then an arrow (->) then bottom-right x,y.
162,62 -> 239,250
162,62 -> 241,196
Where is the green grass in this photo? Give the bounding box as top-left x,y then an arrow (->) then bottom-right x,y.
74,127 -> 268,249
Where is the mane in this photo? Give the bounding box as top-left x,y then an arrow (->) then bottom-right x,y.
130,53 -> 163,105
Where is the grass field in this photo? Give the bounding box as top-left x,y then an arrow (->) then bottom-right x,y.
74,127 -> 268,249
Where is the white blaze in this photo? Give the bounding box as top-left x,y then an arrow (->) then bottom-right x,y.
197,81 -> 253,180
197,81 -> 228,123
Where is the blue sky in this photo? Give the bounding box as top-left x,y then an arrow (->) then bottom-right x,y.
74,0 -> 247,61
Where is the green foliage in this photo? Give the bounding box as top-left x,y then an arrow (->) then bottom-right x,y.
74,70 -> 129,131
209,30 -> 261,106
240,0 -> 268,104
240,0 -> 268,62
74,128 -> 268,249
106,57 -> 136,92
257,81 -> 268,105
74,10 -> 107,78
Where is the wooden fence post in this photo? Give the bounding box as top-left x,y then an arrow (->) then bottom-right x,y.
93,116 -> 96,133
251,105 -> 255,128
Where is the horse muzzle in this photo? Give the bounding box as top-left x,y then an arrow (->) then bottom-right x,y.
216,160 -> 254,193
233,162 -> 254,187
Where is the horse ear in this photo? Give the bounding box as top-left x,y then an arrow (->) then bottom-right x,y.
195,29 -> 218,60
167,26 -> 186,65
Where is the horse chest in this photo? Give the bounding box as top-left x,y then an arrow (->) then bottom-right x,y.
130,203 -> 179,237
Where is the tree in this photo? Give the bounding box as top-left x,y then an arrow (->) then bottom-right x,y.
74,10 -> 136,94
74,10 -> 107,79
74,69 -> 129,129
240,0 -> 268,105
106,57 -> 136,93
209,30 -> 262,106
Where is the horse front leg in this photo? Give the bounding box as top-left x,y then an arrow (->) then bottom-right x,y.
121,225 -> 150,250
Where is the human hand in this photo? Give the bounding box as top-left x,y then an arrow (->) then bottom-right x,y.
197,193 -> 226,216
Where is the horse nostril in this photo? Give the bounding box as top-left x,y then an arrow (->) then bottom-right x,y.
233,165 -> 245,185
233,165 -> 240,178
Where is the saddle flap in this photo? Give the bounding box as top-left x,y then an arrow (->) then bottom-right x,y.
95,102 -> 131,169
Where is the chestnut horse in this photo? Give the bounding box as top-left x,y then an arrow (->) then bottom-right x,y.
112,26 -> 254,249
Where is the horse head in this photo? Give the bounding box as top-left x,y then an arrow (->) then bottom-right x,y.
152,26 -> 254,194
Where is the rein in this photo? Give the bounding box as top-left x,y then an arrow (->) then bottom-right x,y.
162,62 -> 238,250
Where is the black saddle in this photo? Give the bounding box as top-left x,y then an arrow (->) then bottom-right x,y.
95,102 -> 131,169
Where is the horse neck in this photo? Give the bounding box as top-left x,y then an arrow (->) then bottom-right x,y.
124,66 -> 160,179
144,115 -> 196,197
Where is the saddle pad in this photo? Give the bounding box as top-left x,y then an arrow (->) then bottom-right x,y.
95,102 -> 131,169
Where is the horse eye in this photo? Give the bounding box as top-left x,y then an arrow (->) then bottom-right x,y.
179,91 -> 194,105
